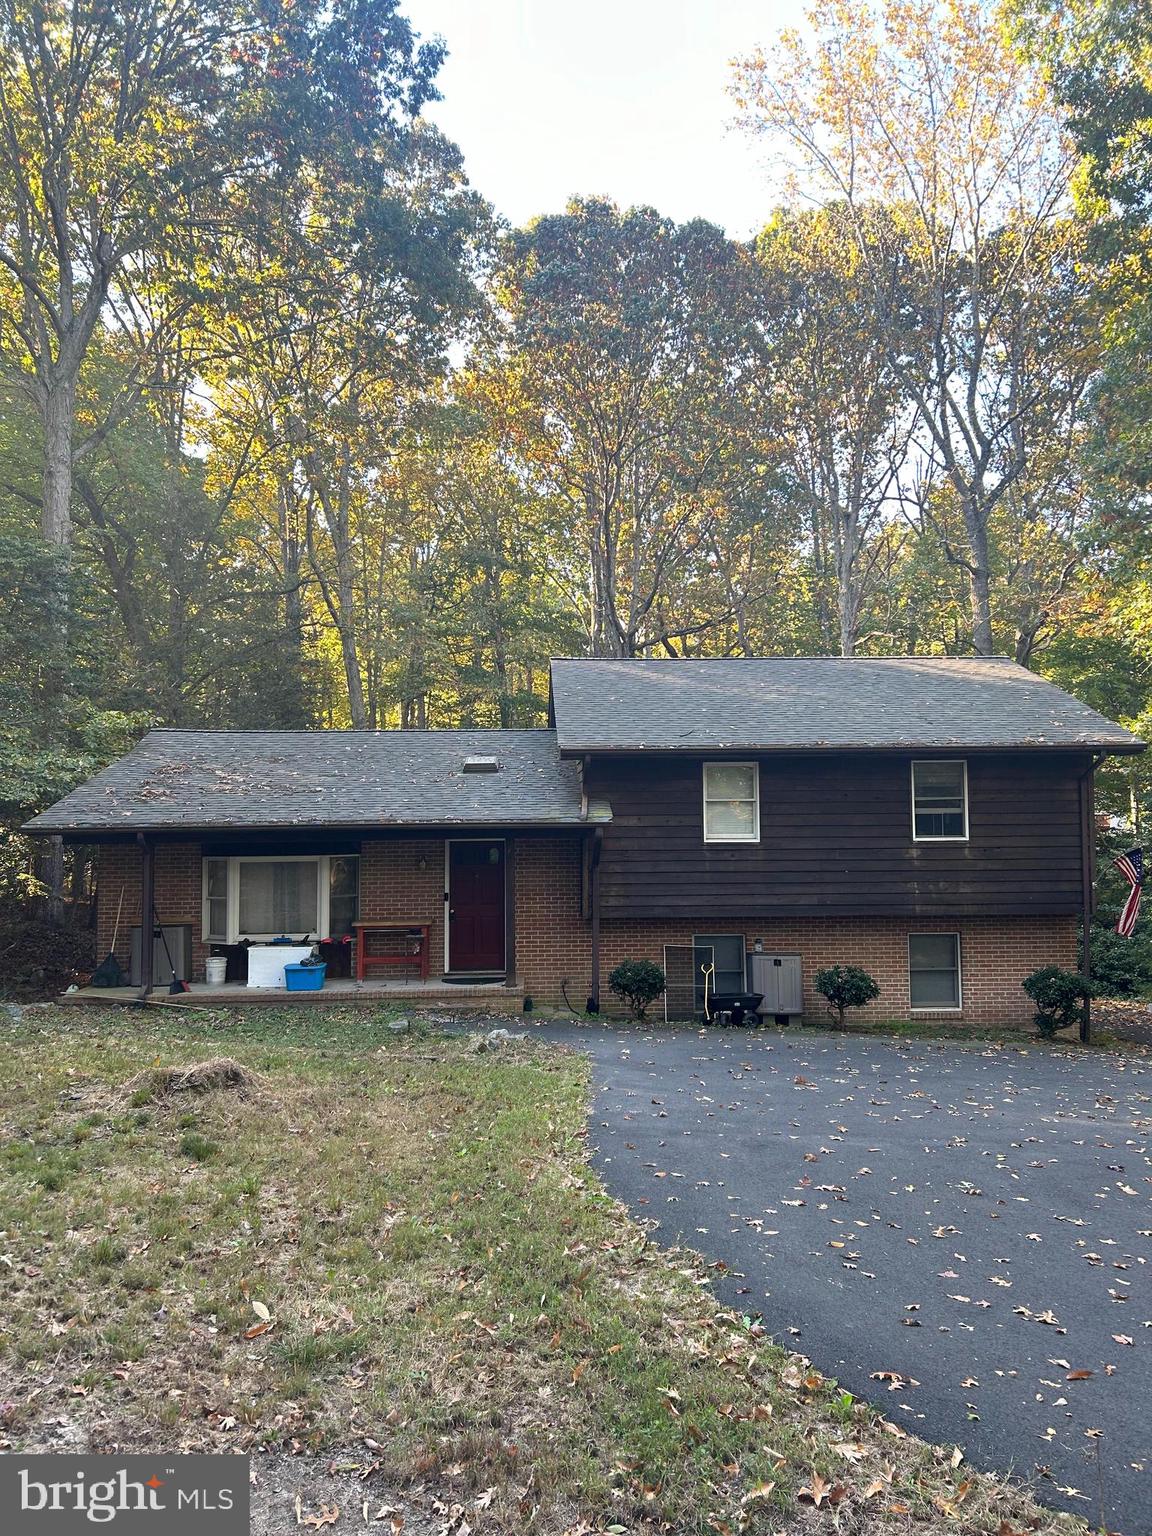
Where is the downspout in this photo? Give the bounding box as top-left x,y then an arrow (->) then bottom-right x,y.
137,833 -> 154,1002
1078,754 -> 1108,1044
587,826 -> 603,1014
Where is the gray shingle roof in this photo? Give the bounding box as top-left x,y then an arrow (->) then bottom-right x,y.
27,729 -> 612,835
549,656 -> 1145,754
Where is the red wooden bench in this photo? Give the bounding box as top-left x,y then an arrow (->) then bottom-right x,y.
352,921 -> 431,982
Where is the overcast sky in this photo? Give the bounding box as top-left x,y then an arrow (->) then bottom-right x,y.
401,0 -> 807,239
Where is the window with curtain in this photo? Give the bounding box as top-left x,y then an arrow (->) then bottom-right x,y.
204,858 -> 228,941
911,760 -> 968,839
703,763 -> 760,842
237,860 -> 319,936
908,933 -> 961,1009
328,856 -> 359,938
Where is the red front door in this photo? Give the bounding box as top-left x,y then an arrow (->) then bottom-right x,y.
448,841 -> 506,972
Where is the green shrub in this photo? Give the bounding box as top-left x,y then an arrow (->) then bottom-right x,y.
1022,966 -> 1096,1039
814,964 -> 880,1028
608,959 -> 666,1019
1083,923 -> 1152,997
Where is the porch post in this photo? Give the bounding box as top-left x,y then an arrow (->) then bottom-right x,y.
504,836 -> 517,986
137,833 -> 154,1000
587,827 -> 603,1014
1079,760 -> 1099,1044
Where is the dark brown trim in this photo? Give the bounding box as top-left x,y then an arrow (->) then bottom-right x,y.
558,743 -> 1145,760
1079,755 -> 1105,1043
504,837 -> 517,987
44,822 -> 597,845
588,827 -> 603,1012
137,833 -> 154,1000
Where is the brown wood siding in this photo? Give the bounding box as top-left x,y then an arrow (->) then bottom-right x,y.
586,752 -> 1089,918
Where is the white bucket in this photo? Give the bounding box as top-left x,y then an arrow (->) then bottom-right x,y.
205,956 -> 227,986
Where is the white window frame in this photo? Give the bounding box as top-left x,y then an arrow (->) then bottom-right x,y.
702,761 -> 760,843
908,931 -> 963,1012
202,855 -> 358,945
911,759 -> 969,843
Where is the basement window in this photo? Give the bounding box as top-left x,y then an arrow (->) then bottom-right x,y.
908,932 -> 962,1010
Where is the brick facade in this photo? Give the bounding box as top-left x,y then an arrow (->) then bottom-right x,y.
94,841 -> 207,980
95,837 -> 1076,1027
589,913 -> 1077,1028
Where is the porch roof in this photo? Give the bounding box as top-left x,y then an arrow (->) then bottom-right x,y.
26,728 -> 612,837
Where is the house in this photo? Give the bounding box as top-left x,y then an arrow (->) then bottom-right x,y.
27,656 -> 1144,1025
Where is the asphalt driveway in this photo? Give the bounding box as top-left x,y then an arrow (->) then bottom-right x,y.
530,1020 -> 1151,1535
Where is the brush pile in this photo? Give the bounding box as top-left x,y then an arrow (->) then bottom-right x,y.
121,1056 -> 266,1102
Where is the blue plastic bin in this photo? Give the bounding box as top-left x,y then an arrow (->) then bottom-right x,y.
284,961 -> 326,992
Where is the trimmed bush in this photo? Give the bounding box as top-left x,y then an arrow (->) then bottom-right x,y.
1022,966 -> 1096,1040
814,964 -> 880,1028
608,959 -> 666,1019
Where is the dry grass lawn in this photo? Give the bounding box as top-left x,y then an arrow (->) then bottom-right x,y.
0,1004 -> 1086,1535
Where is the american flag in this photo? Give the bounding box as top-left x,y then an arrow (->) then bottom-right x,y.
1115,848 -> 1144,938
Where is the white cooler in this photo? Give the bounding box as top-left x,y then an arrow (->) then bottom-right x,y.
247,945 -> 313,987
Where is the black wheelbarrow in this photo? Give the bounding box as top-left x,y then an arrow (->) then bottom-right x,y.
704,991 -> 764,1026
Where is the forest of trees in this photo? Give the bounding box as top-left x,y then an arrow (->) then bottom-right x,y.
2,0 -> 1152,949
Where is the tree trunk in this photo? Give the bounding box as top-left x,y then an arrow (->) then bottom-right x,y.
961,496 -> 995,655
278,486 -> 309,726
838,580 -> 857,658
40,836 -> 66,925
41,377 -> 77,547
337,610 -> 367,729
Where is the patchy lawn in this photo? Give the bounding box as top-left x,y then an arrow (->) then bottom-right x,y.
0,1004 -> 1084,1535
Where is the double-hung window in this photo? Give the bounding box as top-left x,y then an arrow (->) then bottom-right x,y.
911,760 -> 968,840
703,762 -> 760,843
908,933 -> 962,1010
203,855 -> 359,944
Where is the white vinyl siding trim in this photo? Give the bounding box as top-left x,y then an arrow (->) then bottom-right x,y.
203,858 -> 229,942
908,932 -> 963,1011
703,762 -> 760,843
202,855 -> 358,945
911,759 -> 969,842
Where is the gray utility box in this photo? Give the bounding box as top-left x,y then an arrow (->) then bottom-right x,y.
129,924 -> 191,987
748,952 -> 803,1018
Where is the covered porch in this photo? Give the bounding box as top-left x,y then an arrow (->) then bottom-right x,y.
27,724 -> 609,1011
82,823 -> 600,1009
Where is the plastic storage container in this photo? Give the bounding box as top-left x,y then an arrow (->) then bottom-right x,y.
205,956 -> 227,986
284,961 -> 326,992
